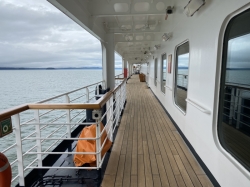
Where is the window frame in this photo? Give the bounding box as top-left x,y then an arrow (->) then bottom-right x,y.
161,53 -> 167,94
173,40 -> 190,115
213,4 -> 250,178
154,58 -> 158,86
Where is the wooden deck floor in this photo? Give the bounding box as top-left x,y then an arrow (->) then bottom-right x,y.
102,75 -> 214,187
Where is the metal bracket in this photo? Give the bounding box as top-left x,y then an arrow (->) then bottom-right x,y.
92,110 -> 102,120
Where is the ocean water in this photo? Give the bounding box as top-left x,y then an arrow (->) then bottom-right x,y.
0,69 -> 122,185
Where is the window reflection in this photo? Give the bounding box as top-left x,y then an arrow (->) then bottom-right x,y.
155,58 -> 158,86
174,42 -> 189,112
161,54 -> 167,93
219,22 -> 250,171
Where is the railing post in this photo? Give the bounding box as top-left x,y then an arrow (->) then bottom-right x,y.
96,120 -> 101,168
107,95 -> 114,141
86,88 -> 89,103
92,110 -> 102,169
119,86 -> 122,115
114,93 -> 119,127
229,87 -> 235,125
34,110 -> 42,167
102,80 -> 106,90
13,114 -> 25,186
236,89 -> 242,129
65,95 -> 71,138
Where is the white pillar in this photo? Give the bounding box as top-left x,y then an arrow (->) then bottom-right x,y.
122,58 -> 128,78
130,63 -> 133,76
102,34 -> 115,90
129,64 -> 132,76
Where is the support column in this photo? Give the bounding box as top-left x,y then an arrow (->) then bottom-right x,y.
129,64 -> 132,76
122,58 -> 128,78
130,63 -> 133,76
102,34 -> 115,90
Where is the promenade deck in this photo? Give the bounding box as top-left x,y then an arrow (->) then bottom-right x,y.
102,75 -> 213,187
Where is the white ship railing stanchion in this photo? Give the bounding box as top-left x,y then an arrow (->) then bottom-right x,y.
109,95 -> 114,142
236,89 -> 242,129
96,115 -> 102,168
13,114 -> 25,186
229,87 -> 235,125
34,110 -> 42,167
65,94 -> 71,138
86,87 -> 89,103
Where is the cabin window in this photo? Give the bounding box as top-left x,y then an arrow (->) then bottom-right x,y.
218,9 -> 250,172
154,58 -> 158,86
174,41 -> 189,112
161,54 -> 167,93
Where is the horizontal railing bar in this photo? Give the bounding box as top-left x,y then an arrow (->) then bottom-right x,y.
70,94 -> 87,102
22,122 -> 94,125
10,159 -> 18,166
21,118 -> 35,126
37,81 -> 104,103
24,158 -> 38,171
44,133 -> 67,152
27,166 -> 98,169
39,109 -> 55,118
233,111 -> 250,119
232,118 -> 250,127
225,84 -> 250,91
71,110 -> 85,121
11,175 -> 19,182
23,145 -> 37,156
43,124 -> 66,140
28,103 -> 102,110
2,143 -> 16,153
26,152 -> 97,155
24,137 -> 100,140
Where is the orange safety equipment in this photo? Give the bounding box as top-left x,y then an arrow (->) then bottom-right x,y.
74,123 -> 112,167
0,153 -> 12,187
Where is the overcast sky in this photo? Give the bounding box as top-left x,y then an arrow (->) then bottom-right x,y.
0,0 -> 122,68
227,33 -> 250,69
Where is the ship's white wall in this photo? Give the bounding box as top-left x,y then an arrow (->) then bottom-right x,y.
147,1 -> 250,186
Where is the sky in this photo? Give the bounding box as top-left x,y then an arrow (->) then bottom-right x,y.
0,0 -> 122,68
227,33 -> 250,69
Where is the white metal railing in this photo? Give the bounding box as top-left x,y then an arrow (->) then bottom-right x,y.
177,74 -> 188,89
0,79 -> 126,187
115,73 -> 124,86
223,83 -> 250,129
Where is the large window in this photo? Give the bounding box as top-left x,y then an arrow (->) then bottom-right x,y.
174,41 -> 189,112
218,9 -> 250,172
154,58 -> 158,86
161,54 -> 167,93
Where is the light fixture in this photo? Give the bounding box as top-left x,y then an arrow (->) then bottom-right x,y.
165,6 -> 174,20
184,0 -> 205,17
162,33 -> 171,42
154,45 -> 161,50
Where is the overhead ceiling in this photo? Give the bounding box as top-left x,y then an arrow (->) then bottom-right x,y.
50,0 -> 175,63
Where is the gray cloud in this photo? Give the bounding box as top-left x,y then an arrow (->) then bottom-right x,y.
0,0 -> 122,68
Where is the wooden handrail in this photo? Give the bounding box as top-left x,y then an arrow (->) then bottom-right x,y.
0,104 -> 29,121
0,79 -> 126,121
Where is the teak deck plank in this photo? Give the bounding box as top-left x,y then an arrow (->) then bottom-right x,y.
101,75 -> 213,187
